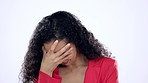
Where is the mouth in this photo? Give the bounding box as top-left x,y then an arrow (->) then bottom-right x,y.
62,59 -> 69,65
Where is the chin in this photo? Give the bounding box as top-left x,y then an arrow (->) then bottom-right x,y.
61,62 -> 69,66
61,60 -> 71,66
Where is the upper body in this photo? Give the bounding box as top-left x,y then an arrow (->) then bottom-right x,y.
37,56 -> 118,83
20,11 -> 119,83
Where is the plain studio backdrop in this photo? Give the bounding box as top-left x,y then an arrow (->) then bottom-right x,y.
0,0 -> 148,83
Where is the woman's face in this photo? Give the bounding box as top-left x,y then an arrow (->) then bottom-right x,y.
43,39 -> 77,66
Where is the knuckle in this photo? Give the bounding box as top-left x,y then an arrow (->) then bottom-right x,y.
47,51 -> 52,55
57,51 -> 63,55
49,49 -> 54,52
63,47 -> 67,51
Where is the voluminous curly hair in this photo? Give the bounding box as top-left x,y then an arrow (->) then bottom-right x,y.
20,11 -> 111,83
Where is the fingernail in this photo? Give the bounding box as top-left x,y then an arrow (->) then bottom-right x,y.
55,40 -> 58,43
67,43 -> 70,46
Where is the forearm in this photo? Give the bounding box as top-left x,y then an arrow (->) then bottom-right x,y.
37,71 -> 61,83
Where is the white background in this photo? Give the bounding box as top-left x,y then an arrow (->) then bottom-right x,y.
0,0 -> 148,83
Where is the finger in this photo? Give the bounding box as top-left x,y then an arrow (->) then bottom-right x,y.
57,53 -> 72,64
56,47 -> 73,64
49,40 -> 58,53
56,43 -> 71,56
52,47 -> 72,65
58,47 -> 73,60
42,46 -> 46,55
42,46 -> 46,60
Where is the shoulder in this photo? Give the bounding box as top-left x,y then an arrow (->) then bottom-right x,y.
89,56 -> 119,82
89,56 -> 117,68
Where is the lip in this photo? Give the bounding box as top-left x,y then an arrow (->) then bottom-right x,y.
62,60 -> 69,64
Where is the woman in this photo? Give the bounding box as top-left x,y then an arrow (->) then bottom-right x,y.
20,11 -> 118,83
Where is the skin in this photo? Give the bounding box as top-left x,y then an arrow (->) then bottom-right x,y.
40,39 -> 88,83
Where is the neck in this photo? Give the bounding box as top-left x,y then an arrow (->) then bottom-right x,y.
64,54 -> 88,70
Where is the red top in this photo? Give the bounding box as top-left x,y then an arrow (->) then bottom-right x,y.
36,56 -> 118,83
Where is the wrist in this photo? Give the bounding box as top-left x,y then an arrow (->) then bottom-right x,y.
40,69 -> 53,77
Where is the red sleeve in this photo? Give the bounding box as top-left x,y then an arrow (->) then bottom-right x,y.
36,68 -> 62,83
100,57 -> 119,83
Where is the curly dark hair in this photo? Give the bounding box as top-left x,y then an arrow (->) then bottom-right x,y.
20,11 -> 111,83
